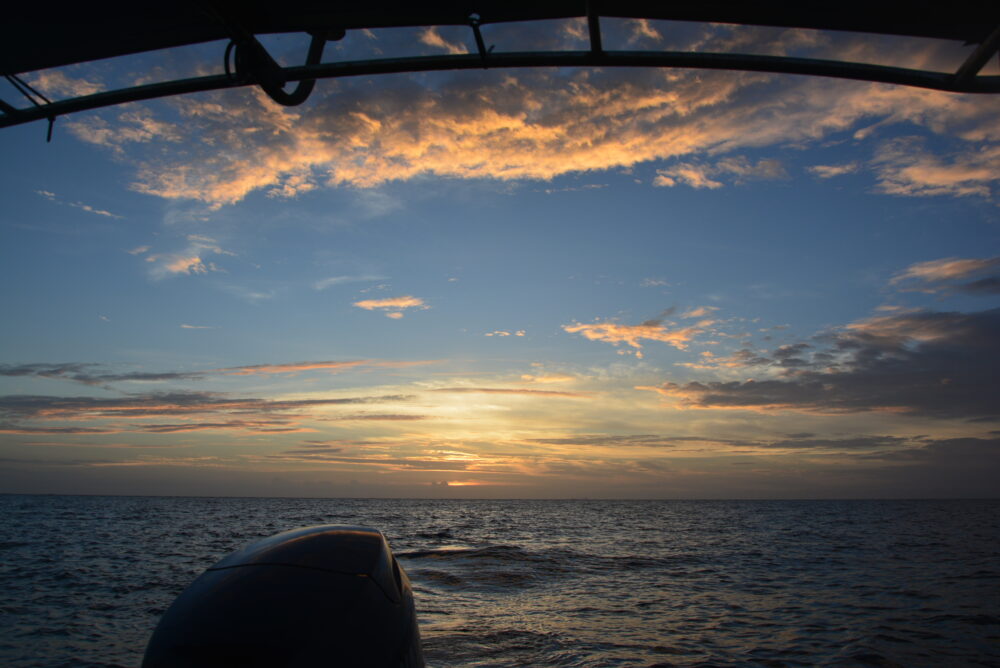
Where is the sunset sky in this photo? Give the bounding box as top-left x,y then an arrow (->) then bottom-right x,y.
1,19 -> 998,498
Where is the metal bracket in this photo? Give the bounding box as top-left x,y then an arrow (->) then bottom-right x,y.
587,2 -> 603,54
955,24 -> 1000,84
233,32 -> 329,106
469,14 -> 489,67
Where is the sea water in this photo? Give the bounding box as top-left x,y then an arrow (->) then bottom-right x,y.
0,495 -> 997,667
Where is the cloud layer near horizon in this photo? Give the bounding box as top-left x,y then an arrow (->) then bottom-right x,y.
641,307 -> 1000,420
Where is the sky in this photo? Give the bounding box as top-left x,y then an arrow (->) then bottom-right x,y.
1,19 -> 998,498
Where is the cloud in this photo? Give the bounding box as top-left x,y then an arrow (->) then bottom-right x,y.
419,27 -> 469,55
145,234 -> 233,278
0,392 -> 411,419
653,163 -> 722,189
0,391 -> 414,435
563,319 -> 703,358
0,359 -> 437,386
68,107 -> 182,153
521,373 -> 576,384
523,433 -> 909,451
29,71 -> 105,97
127,245 -> 150,255
353,295 -> 427,318
891,256 -> 1000,295
35,190 -> 122,218
759,435 -> 911,450
640,308 -> 1000,420
628,18 -> 663,43
133,420 -> 315,434
640,278 -> 669,287
0,363 -> 204,386
430,387 -> 588,398
222,360 -> 370,376
655,156 -> 787,189
527,434 -> 691,448
485,330 -> 525,337
77,28 -> 998,208
681,306 -> 718,319
313,275 -> 387,290
872,137 -> 1000,199
219,359 -> 436,376
808,163 -> 859,178
0,424 -> 118,435
859,436 -> 1000,462
328,413 -> 429,421
163,255 -> 207,274
180,324 -> 216,329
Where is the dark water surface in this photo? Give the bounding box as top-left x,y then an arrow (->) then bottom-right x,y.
0,496 -> 997,667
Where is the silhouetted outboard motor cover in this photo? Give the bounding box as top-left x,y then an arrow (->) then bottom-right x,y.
142,525 -> 424,668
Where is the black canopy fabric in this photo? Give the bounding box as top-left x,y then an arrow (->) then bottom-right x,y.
3,2 -> 999,131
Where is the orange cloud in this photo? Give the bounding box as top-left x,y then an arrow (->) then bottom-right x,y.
353,295 -> 427,318
681,306 -> 718,319
222,360 -> 370,375
808,163 -> 859,178
655,156 -> 786,189
145,234 -> 232,278
73,28 -> 994,209
29,70 -> 105,97
563,320 -> 702,357
419,27 -> 469,55
163,255 -> 206,275
891,256 -> 1000,285
521,373 -> 576,383
872,138 -> 999,198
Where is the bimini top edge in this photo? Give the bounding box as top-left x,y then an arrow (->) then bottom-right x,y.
2,1 -> 999,137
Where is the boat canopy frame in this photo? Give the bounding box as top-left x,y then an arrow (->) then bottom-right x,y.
3,2 -> 999,138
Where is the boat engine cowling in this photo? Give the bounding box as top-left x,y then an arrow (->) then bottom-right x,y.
142,525 -> 424,668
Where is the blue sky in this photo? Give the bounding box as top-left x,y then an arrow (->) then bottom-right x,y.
1,20 -> 998,497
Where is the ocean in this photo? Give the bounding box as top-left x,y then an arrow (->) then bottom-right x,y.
0,495 -> 997,667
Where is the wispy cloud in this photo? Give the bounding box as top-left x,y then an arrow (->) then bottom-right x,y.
430,387 -> 588,398
890,256 -> 1000,295
485,330 -> 525,337
419,26 -> 469,55
808,163 -> 859,178
0,359 -> 438,387
872,137 -> 999,199
0,391 -> 414,435
353,295 -> 428,318
68,107 -> 181,154
29,71 -> 105,97
35,190 -> 122,218
640,278 -> 670,288
328,413 -> 430,421
563,319 -> 703,358
221,359 -> 433,375
654,156 -> 787,189
520,433 -> 910,452
145,234 -> 234,278
521,373 -> 576,384
681,306 -> 718,319
627,18 -> 663,43
313,274 -> 387,290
